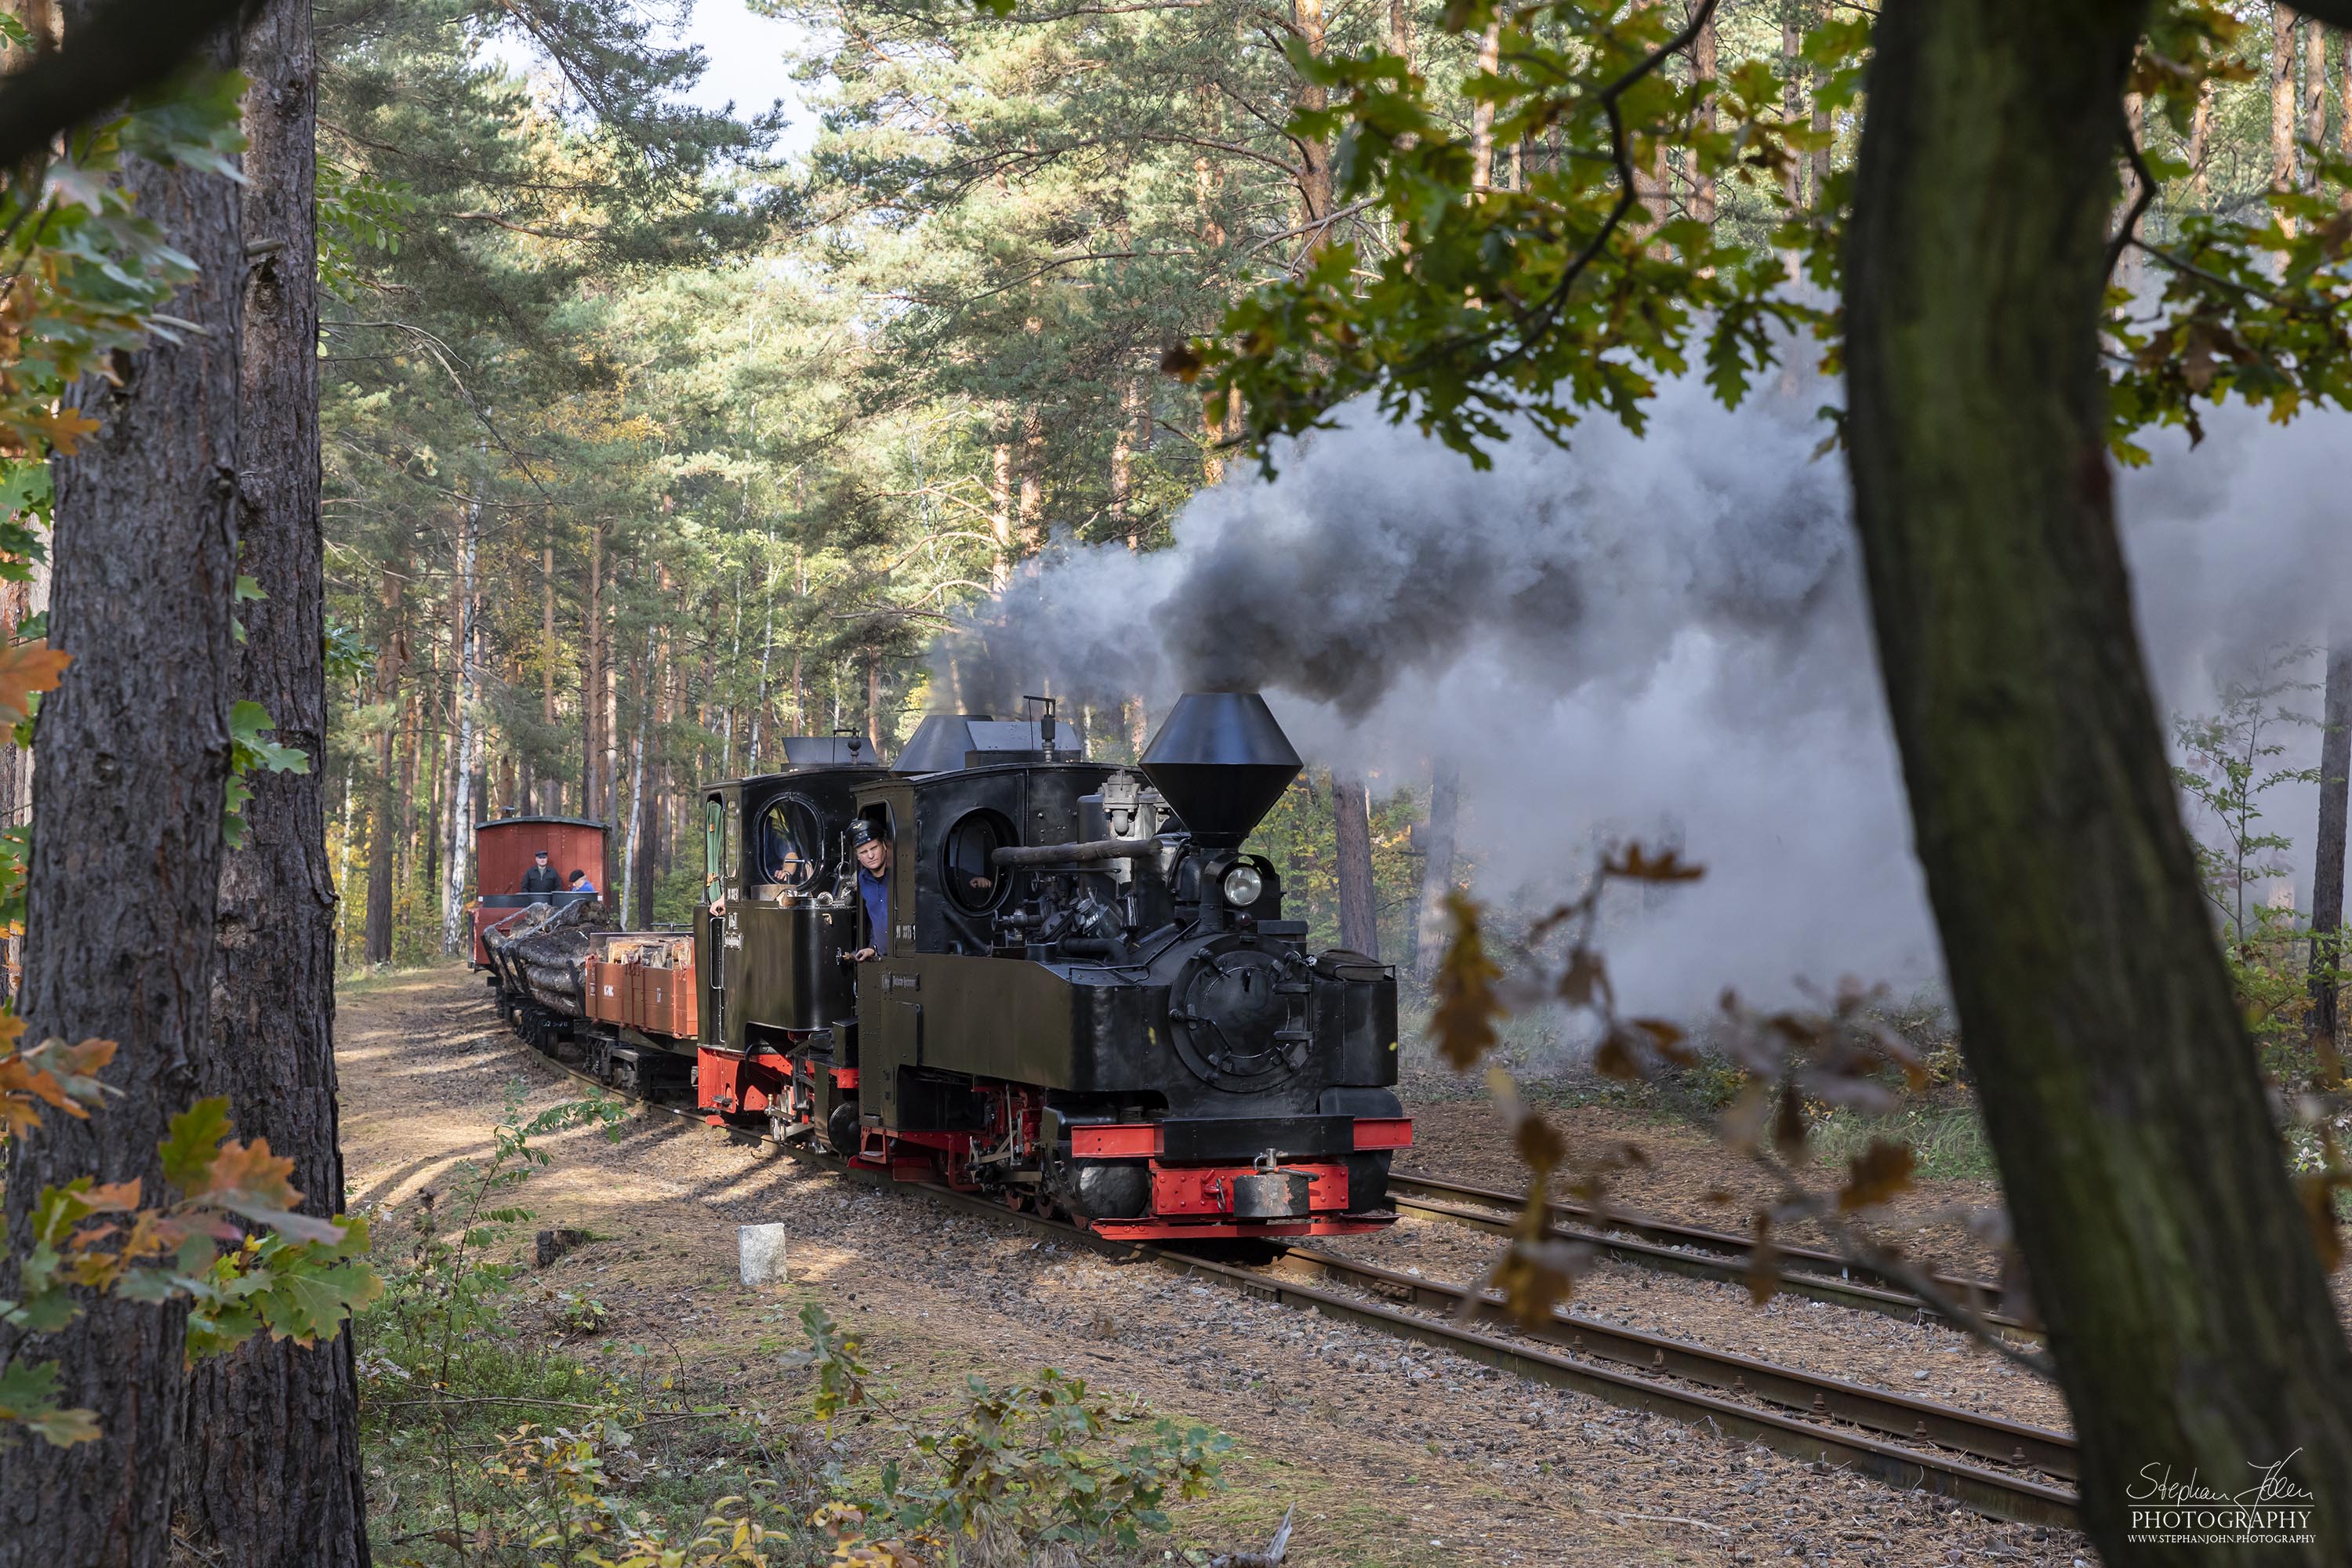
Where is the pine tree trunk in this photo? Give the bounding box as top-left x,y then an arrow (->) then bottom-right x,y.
2309,644 -> 2351,1065
989,434 -> 1014,590
1412,760 -> 1460,983
176,2 -> 368,1555
1332,773 -> 1378,958
2304,11 -> 2328,154
1293,0 -> 1333,239
1470,15 -> 1502,192
1692,5 -> 1719,223
1844,3 -> 2352,1556
0,12 -> 243,1560
2274,4 -> 2302,231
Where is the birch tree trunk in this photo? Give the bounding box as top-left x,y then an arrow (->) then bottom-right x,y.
0,9 -> 243,1559
541,537 -> 557,813
176,2 -> 368,1553
621,644 -> 649,927
1844,2 -> 2352,1555
439,485 -> 480,954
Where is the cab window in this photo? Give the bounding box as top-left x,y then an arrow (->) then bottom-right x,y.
703,797 -> 724,902
757,795 -> 824,891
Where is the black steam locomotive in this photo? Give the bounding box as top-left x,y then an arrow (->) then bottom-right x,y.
483,691 -> 1410,1241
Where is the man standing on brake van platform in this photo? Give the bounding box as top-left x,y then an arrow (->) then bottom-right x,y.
850,819 -> 891,961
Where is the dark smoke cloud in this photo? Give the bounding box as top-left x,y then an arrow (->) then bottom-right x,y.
930,373 -> 2352,1014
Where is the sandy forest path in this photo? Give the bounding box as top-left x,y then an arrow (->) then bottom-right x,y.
336,965 -> 2089,1568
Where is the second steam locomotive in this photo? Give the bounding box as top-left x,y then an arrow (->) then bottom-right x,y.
477,691 -> 1410,1240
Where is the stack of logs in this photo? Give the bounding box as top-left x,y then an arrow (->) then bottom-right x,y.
485,898 -> 604,1017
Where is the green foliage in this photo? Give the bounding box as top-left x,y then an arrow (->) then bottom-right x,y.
1196,0 -> 2352,478
783,1301 -> 1231,1560
358,1093 -> 1224,1566
1,1084 -> 380,1449
0,42 -> 246,459
1198,0 -> 1854,468
225,697 -> 315,848
316,161 -> 415,301
2172,651 -> 2325,1055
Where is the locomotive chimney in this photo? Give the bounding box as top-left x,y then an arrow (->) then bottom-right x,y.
1139,691 -> 1302,848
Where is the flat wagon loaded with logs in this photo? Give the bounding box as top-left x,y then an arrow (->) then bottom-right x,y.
476,698 -> 1410,1242
482,898 -> 699,1098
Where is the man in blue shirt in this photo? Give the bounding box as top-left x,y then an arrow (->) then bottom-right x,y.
849,820 -> 891,960
568,869 -> 599,897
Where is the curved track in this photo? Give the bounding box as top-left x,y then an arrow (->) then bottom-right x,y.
1387,1172 -> 2038,1338
497,1019 -> 2078,1529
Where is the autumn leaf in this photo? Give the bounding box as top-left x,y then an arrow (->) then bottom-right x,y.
1772,1082 -> 1808,1163
1606,842 -> 1706,883
1487,1232 -> 1591,1330
1838,1138 -> 1916,1211
194,1136 -> 305,1214
1555,946 -> 1604,1007
1158,343 -> 1203,383
1745,1212 -> 1780,1305
23,407 -> 98,456
1633,1016 -> 1693,1065
0,638 -> 68,724
1592,1025 -> 1641,1081
1429,891 -> 1504,1072
2296,1171 -> 2345,1274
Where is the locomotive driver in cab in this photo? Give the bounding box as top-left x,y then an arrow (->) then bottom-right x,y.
849,818 -> 891,962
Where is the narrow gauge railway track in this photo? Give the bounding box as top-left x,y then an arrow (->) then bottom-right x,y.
501,1028 -> 2078,1530
1388,1172 -> 2040,1340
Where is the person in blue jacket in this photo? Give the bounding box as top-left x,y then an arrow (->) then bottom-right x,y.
568,868 -> 599,898
848,819 -> 891,960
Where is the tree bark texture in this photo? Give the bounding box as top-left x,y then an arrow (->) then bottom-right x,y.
1331,773 -> 1377,959
174,4 -> 370,1559
2274,5 -> 2302,202
2310,644 -> 2352,1062
0,13 -> 242,1564
1843,2 -> 2352,1559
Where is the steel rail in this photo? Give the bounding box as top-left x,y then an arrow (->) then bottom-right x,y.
1245,1243 -> 2075,1480
498,1026 -> 2078,1528
1386,1171 -> 2039,1339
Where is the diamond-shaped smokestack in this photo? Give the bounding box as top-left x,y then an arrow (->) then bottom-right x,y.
1140,691 -> 1302,848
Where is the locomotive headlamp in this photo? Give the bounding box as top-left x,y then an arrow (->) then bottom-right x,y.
1221,865 -> 1264,907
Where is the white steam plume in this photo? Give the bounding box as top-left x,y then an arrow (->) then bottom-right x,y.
935,372 -> 2352,1018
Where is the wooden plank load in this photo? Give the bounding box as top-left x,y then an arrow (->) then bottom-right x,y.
584,931 -> 698,1038
483,897 -> 604,1018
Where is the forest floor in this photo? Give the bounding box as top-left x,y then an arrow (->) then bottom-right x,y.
336,964 -> 2092,1568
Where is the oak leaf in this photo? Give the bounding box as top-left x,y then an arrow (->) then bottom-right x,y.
1428,891 -> 1503,1072
0,638 -> 68,723
1838,1137 -> 1916,1211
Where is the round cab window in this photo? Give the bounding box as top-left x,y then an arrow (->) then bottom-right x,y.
942,809 -> 1012,914
756,796 -> 824,891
